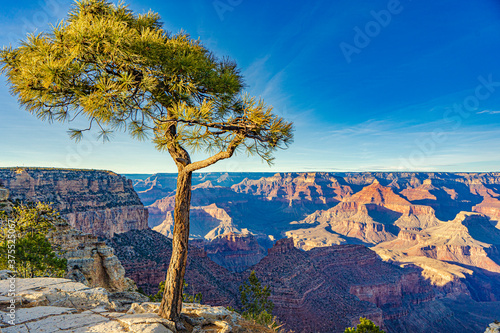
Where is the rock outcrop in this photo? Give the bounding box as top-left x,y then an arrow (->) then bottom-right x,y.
49,219 -> 136,292
0,182 -> 134,292
374,212 -> 500,302
0,181 -> 12,213
153,203 -> 241,240
0,168 -> 148,237
131,172 -> 270,206
204,232 -> 267,272
105,229 -> 241,304
231,172 -> 353,205
0,278 -> 272,333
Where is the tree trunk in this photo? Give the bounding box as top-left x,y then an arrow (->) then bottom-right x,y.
159,169 -> 192,323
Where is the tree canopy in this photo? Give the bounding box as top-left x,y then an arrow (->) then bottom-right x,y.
0,0 -> 293,323
0,0 -> 293,168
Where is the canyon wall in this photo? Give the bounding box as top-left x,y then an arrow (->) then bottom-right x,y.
132,171 -> 500,330
0,168 -> 148,237
49,219 -> 137,292
0,180 -> 135,292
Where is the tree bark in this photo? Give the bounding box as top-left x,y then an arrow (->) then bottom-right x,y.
158,169 -> 192,323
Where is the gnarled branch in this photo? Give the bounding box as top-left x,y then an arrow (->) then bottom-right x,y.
185,134 -> 244,172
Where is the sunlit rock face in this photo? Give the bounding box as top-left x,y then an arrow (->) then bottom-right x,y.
48,219 -> 137,292
0,168 -> 148,237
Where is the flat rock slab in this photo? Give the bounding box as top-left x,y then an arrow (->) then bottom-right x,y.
25,312 -> 108,332
0,277 -> 251,333
131,323 -> 174,333
58,320 -> 128,332
119,313 -> 175,328
1,306 -> 75,325
2,323 -> 30,333
127,302 -> 161,314
182,304 -> 233,320
0,278 -> 88,295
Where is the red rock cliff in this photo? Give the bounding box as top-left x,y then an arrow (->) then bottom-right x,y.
0,168 -> 148,237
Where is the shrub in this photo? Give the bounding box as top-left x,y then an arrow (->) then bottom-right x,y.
0,202 -> 67,278
237,270 -> 283,331
345,317 -> 385,333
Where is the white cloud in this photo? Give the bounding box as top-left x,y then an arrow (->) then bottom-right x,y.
477,110 -> 500,115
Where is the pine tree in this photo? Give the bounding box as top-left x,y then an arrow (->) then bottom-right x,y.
0,0 -> 293,324
238,271 -> 277,328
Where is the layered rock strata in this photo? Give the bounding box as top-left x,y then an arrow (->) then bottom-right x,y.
108,229 -> 500,333
0,168 -> 148,237
204,232 -> 267,272
49,220 -> 136,292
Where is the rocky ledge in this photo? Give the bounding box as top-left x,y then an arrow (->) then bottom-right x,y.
486,322 -> 500,333
0,278 -> 272,333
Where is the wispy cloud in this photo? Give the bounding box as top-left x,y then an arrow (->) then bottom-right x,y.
477,110 -> 500,115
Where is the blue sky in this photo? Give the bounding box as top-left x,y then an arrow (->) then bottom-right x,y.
1,0 -> 500,173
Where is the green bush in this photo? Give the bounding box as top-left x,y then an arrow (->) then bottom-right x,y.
345,318 -> 385,333
0,202 -> 67,278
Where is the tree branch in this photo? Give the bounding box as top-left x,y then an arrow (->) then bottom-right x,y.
155,117 -> 274,143
185,134 -> 244,172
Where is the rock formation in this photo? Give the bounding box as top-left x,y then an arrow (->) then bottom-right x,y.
0,183 -> 133,292
153,203 -> 241,240
231,172 -> 353,205
0,278 -> 271,333
204,232 -> 267,272
0,184 -> 11,213
132,171 -> 500,322
0,168 -> 148,238
49,219 -> 136,292
105,229 -> 242,304
374,212 -> 500,301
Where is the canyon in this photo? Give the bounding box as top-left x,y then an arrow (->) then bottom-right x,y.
127,171 -> 500,331
107,229 -> 500,333
0,178 -> 135,292
3,169 -> 500,332
134,172 -> 500,271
